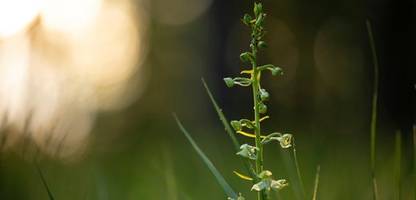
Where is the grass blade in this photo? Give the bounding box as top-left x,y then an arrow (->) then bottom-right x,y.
201,78 -> 240,150
201,78 -> 256,178
366,19 -> 380,200
312,165 -> 321,200
413,125 -> 416,199
292,138 -> 306,199
173,114 -> 238,199
162,145 -> 178,200
36,164 -> 55,200
394,130 -> 402,200
279,148 -> 302,200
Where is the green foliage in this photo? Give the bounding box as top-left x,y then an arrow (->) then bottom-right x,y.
202,78 -> 256,178
173,114 -> 238,199
312,165 -> 321,200
36,164 -> 55,200
366,20 -> 380,200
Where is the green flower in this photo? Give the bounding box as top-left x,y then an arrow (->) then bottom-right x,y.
224,77 -> 235,88
236,144 -> 258,160
230,120 -> 242,131
277,134 -> 292,148
251,170 -> 288,192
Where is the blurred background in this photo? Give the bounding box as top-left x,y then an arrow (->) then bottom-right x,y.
0,0 -> 414,199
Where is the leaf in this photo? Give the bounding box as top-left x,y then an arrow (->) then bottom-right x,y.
279,141 -> 305,200
201,78 -> 256,178
312,165 -> 321,200
36,163 -> 55,200
173,114 -> 238,199
366,19 -> 380,200
201,78 -> 240,150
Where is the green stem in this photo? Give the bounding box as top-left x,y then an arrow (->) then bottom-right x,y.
366,20 -> 379,200
312,165 -> 321,200
413,125 -> 416,198
292,139 -> 306,199
251,38 -> 265,200
394,130 -> 402,200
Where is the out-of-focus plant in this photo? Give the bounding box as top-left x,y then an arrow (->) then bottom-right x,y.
174,2 -> 295,199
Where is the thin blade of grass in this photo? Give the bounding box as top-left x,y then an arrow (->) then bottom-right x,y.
312,165 -> 321,200
366,19 -> 380,200
201,78 -> 256,178
162,144 -> 178,200
292,138 -> 306,199
280,148 -> 303,200
173,114 -> 238,199
201,78 -> 240,150
394,130 -> 402,200
36,164 -> 55,200
413,125 -> 416,198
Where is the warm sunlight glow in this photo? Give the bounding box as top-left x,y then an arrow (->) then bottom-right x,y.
0,0 -> 147,159
0,0 -> 40,37
41,0 -> 102,32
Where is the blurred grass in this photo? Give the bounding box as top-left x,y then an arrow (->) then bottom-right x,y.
0,0 -> 414,199
0,124 -> 413,199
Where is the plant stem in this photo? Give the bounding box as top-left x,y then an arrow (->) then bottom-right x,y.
413,125 -> 416,198
394,130 -> 402,200
292,139 -> 306,199
366,20 -> 379,200
36,163 -> 55,200
251,37 -> 264,200
312,165 -> 321,200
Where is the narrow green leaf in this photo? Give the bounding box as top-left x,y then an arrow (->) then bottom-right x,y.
292,138 -> 306,199
312,165 -> 320,200
36,164 -> 55,200
173,114 -> 237,199
279,141 -> 304,200
394,130 -> 402,200
201,78 -> 256,178
366,19 -> 380,200
413,125 -> 416,198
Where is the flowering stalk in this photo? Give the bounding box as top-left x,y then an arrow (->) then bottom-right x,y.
224,2 -> 291,200
175,2 -> 294,200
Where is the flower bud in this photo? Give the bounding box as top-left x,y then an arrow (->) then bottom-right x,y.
242,14 -> 252,25
255,13 -> 265,27
230,120 -> 242,131
258,103 -> 267,114
254,3 -> 263,17
240,52 -> 253,63
223,77 -> 234,88
270,67 -> 283,76
257,41 -> 267,49
259,88 -> 269,101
